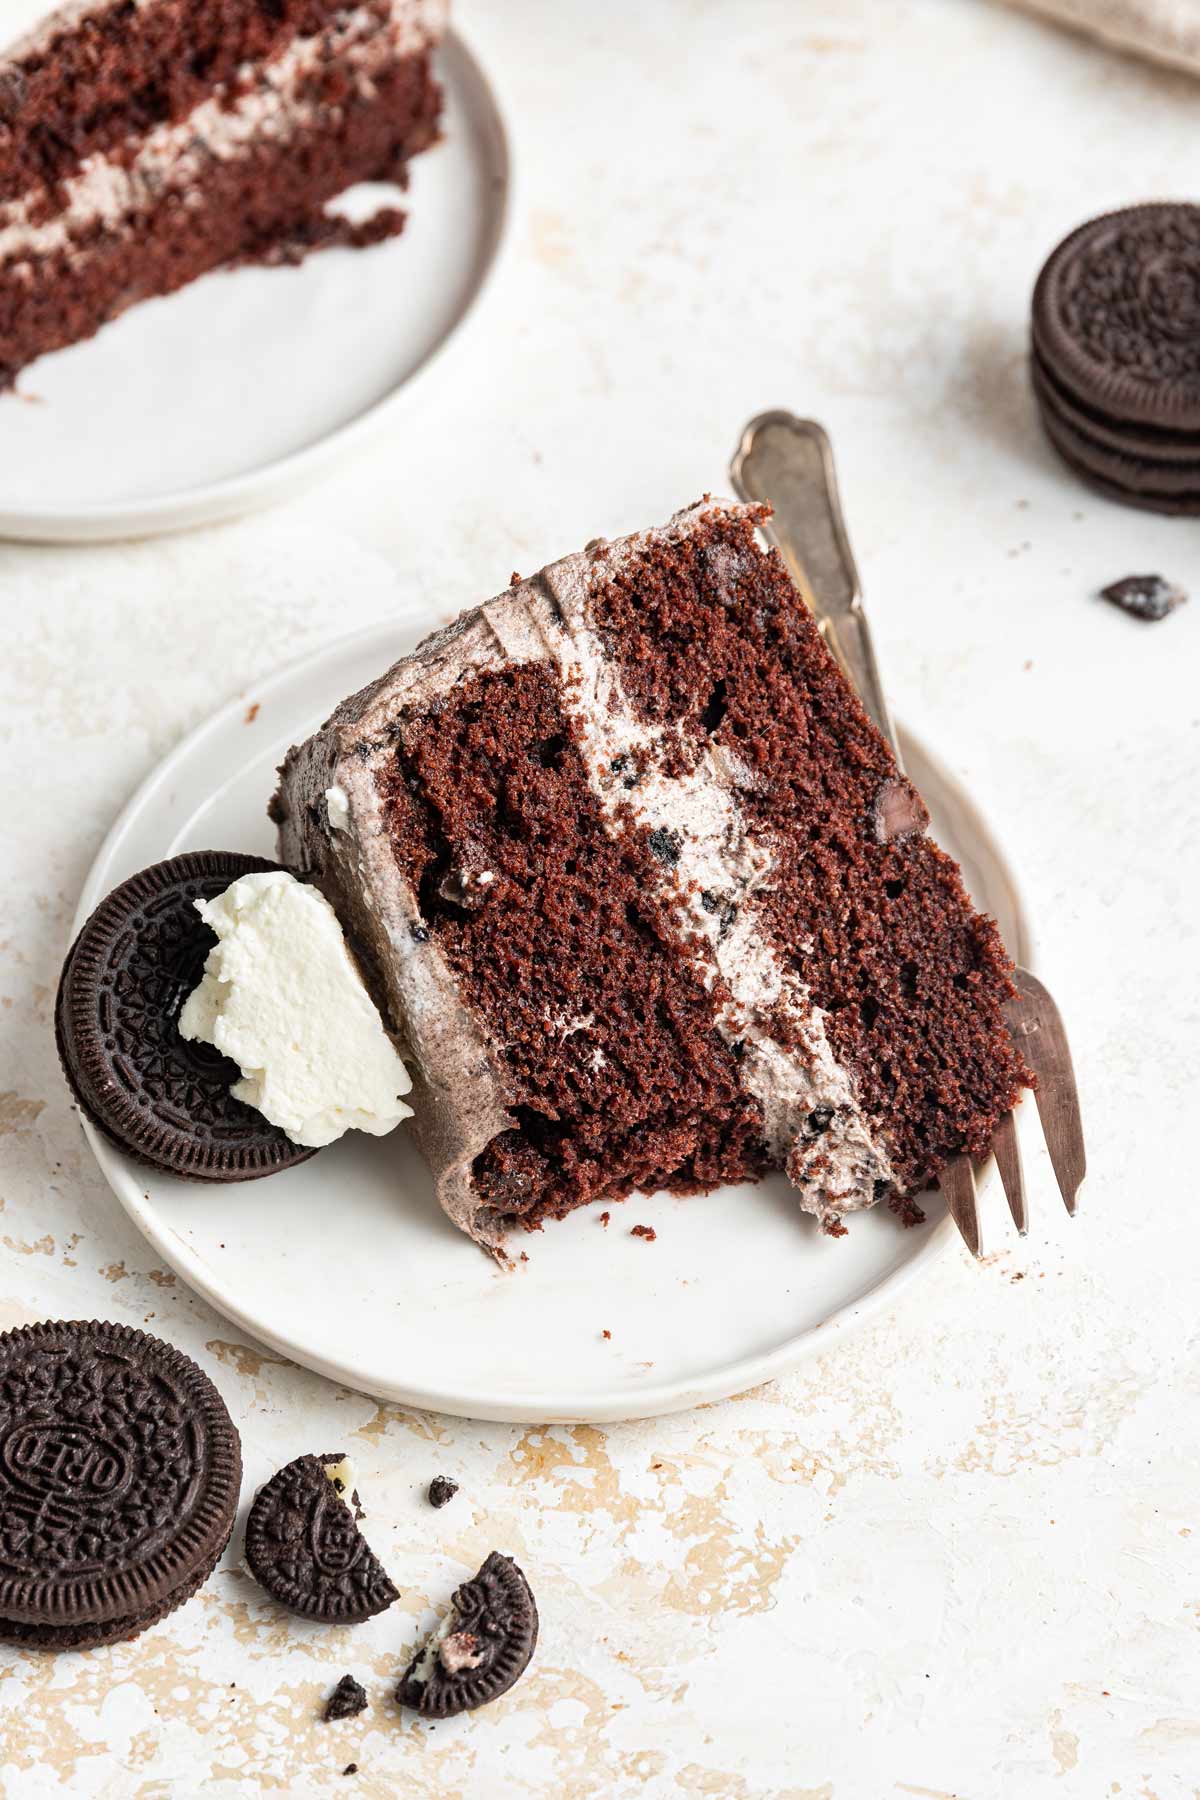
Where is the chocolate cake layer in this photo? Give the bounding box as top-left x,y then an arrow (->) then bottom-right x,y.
0,0 -> 447,384
274,500 -> 1032,1255
378,661 -> 768,1226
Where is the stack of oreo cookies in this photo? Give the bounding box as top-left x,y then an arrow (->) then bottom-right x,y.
1032,202 -> 1200,515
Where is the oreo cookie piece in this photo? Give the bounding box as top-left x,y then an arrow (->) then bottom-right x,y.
0,1321 -> 241,1650
246,1454 -> 399,1624
397,1552 -> 538,1719
1033,203 -> 1200,433
1099,574 -> 1188,622
56,852 -> 315,1182
324,1674 -> 369,1721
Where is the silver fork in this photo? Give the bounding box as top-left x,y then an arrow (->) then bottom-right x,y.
730,410 -> 1085,1257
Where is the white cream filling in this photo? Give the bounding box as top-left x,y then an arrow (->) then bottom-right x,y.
322,1454 -> 356,1501
179,869 -> 413,1149
325,785 -> 351,833
407,1604 -> 483,1686
0,0 -> 448,266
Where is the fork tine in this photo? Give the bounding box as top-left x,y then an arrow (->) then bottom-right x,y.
940,1154 -> 982,1259
992,1108 -> 1026,1236
1004,968 -> 1086,1216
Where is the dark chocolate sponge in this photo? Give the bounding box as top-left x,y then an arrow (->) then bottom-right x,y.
56,852 -> 317,1182
0,1321 -> 241,1650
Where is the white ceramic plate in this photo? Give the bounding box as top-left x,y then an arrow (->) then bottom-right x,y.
0,32 -> 509,544
73,621 -> 1033,1423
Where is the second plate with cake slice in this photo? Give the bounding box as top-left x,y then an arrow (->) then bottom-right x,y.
0,22 -> 509,542
65,586 -> 1034,1424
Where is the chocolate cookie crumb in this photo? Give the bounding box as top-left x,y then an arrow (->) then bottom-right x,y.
428,1476 -> 459,1510
342,1764 -> 358,1777
631,1224 -> 657,1242
324,1675 -> 368,1722
1099,574 -> 1187,622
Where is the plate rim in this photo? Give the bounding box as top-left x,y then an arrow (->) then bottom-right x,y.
70,619 -> 1038,1424
0,28 -> 512,546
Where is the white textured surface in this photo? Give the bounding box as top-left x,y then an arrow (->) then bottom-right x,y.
0,1 -> 1198,1795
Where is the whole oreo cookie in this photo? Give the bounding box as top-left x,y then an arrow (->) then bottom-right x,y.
1033,203 -> 1200,433
0,1321 -> 241,1650
245,1453 -> 399,1624
397,1552 -> 538,1718
56,852 -> 315,1182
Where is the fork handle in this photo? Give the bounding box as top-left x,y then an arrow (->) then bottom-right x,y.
730,410 -> 902,764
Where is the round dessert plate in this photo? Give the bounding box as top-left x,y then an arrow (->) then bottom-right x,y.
74,620 -> 1034,1424
0,32 -> 508,544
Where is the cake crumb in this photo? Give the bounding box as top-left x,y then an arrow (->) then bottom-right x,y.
631,1224 -> 656,1242
244,702 -> 260,725
601,1328 -> 611,1340
342,1765 -> 358,1777
510,571 -> 522,586
599,1211 -> 610,1227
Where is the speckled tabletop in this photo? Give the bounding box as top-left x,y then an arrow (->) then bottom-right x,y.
2,1 -> 1199,1794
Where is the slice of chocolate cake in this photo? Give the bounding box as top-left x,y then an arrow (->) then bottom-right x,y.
274,500 -> 1031,1255
0,0 -> 447,386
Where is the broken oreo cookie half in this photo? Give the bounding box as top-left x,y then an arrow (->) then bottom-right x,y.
397,1552 -> 537,1719
246,1453 -> 399,1624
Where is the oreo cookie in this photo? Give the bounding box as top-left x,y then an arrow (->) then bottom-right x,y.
56,852 -> 315,1182
324,1674 -> 368,1721
1032,204 -> 1200,512
0,1321 -> 241,1650
397,1552 -> 538,1719
245,1454 -> 399,1624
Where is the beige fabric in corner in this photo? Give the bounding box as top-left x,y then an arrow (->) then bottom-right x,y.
1000,0 -> 1200,77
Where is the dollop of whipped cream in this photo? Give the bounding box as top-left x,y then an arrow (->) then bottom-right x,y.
179,870 -> 413,1148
